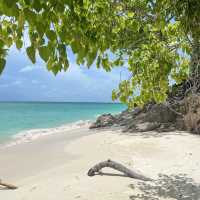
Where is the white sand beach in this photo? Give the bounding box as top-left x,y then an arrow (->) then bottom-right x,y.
1,126 -> 200,200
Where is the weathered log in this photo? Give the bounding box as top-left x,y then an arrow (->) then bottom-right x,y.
87,159 -> 153,181
0,179 -> 18,190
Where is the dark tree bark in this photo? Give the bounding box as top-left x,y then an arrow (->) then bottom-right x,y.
190,38 -> 200,77
87,159 -> 153,181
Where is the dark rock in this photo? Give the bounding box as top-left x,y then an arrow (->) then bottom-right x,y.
89,114 -> 116,129
115,107 -> 143,127
135,122 -> 161,132
144,104 -> 177,123
175,117 -> 185,130
121,107 -> 143,118
158,123 -> 176,132
122,122 -> 137,132
90,103 -> 184,133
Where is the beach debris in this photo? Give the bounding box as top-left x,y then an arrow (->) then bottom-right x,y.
0,179 -> 18,190
87,159 -> 152,181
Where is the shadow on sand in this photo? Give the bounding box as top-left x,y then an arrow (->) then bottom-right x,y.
92,126 -> 187,139
0,186 -> 11,190
96,172 -> 128,178
120,130 -> 186,139
129,174 -> 200,200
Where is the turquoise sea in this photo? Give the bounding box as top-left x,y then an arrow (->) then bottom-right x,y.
0,102 -> 126,141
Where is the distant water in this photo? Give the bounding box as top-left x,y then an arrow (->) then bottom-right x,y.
0,102 -> 126,142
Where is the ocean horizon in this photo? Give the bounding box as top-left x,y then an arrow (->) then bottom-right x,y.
0,102 -> 126,143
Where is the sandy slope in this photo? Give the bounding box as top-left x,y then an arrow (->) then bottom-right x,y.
1,128 -> 200,200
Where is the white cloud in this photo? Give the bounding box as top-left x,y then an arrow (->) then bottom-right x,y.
0,80 -> 22,88
59,66 -> 89,82
13,80 -> 22,85
31,80 -> 39,84
0,84 -> 9,88
41,85 -> 47,89
19,65 -> 43,73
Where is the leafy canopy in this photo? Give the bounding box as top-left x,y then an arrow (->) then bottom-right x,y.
0,0 -> 199,107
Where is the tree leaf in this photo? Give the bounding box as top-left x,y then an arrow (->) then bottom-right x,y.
86,49 -> 97,67
0,58 -> 6,74
38,46 -> 50,62
102,58 -> 111,71
26,46 -> 36,63
51,62 -> 60,75
63,58 -> 69,71
71,40 -> 79,54
16,39 -> 23,49
0,40 -> 4,48
24,9 -> 36,24
32,0 -> 42,12
3,0 -> 17,7
46,30 -> 57,41
18,12 -> 25,29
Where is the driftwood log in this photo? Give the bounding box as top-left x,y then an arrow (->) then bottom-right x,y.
87,159 -> 152,181
0,179 -> 18,190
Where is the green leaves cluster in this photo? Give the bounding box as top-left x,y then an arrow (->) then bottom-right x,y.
0,0 -> 199,107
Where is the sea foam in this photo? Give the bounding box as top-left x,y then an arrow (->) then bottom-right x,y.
1,120 -> 91,148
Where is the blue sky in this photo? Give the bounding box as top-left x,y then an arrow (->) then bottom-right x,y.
0,45 -> 129,102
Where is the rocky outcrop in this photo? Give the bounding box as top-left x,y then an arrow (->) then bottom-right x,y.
89,114 -> 116,129
90,103 -> 184,132
143,104 -> 177,123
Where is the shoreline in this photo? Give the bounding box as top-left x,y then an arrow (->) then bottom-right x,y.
0,111 -> 124,148
0,120 -> 92,149
0,102 -> 125,147
1,127 -> 200,199
0,126 -> 93,182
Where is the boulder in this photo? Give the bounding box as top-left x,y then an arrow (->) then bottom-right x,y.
144,104 -> 177,123
90,103 -> 182,132
90,114 -> 116,129
135,122 -> 161,132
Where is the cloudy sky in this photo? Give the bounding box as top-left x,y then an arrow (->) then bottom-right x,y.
0,45 -> 129,102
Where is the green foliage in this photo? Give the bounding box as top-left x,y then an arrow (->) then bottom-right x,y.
0,0 -> 199,107
26,46 -> 36,63
38,46 -> 50,62
0,58 -> 5,74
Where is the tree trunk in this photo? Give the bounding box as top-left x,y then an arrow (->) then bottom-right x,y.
87,159 -> 153,181
181,37 -> 200,134
190,38 -> 200,78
